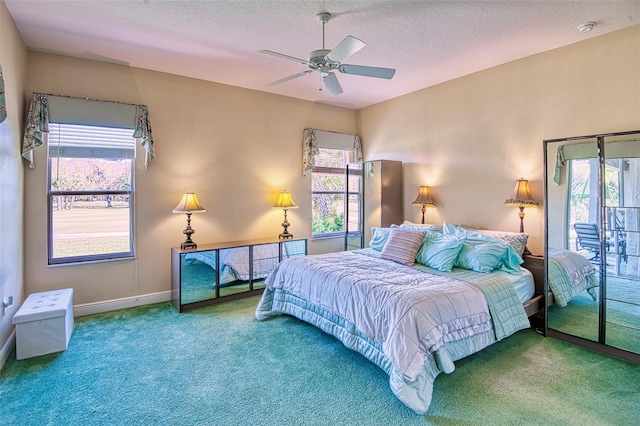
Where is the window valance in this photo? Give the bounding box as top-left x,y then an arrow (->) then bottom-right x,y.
21,93 -> 155,169
302,128 -> 362,176
0,65 -> 6,123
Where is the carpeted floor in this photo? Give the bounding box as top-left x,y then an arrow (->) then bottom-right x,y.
2,296 -> 639,426
547,276 -> 640,353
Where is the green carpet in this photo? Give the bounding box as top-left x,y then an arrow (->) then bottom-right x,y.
548,276 -> 640,353
2,296 -> 639,426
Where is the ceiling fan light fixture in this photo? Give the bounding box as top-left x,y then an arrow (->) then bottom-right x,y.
316,12 -> 331,23
259,11 -> 396,95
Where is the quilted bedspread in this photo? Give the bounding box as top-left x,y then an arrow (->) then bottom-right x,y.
256,249 -> 530,414
547,248 -> 598,307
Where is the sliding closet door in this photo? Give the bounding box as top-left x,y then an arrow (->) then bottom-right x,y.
545,131 -> 640,363
603,139 -> 640,353
545,139 -> 600,342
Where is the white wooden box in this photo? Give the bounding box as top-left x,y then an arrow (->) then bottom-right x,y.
12,289 -> 74,360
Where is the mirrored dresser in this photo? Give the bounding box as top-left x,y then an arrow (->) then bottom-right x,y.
171,238 -> 307,312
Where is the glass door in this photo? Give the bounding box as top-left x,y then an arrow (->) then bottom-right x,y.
603,140 -> 640,353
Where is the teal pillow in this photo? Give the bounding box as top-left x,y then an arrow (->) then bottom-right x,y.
369,227 -> 392,251
496,244 -> 524,274
455,239 -> 509,272
415,233 -> 465,272
443,222 -> 523,273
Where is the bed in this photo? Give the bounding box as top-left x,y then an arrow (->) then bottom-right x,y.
184,240 -> 306,286
255,223 -> 535,414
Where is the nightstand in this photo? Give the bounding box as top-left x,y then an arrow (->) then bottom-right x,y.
522,254 -> 545,320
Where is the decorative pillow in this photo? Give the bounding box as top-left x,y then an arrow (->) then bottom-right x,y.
380,228 -> 426,266
452,223 -> 529,257
472,229 -> 529,257
401,221 -> 440,229
497,244 -> 525,274
444,222 -> 523,273
400,223 -> 442,234
369,227 -> 392,251
415,232 -> 465,272
455,239 -> 510,273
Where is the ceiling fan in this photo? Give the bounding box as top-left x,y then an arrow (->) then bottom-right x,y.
259,13 -> 396,97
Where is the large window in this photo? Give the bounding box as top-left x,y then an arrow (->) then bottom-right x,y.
48,123 -> 135,264
312,148 -> 360,238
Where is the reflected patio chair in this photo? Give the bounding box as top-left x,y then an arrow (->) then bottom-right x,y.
574,222 -> 627,263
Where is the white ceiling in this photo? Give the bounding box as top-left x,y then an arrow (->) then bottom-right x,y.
5,1 -> 640,110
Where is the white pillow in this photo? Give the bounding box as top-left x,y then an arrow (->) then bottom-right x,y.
471,229 -> 529,257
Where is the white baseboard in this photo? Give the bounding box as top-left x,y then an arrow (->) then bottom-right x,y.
0,329 -> 16,371
0,291 -> 171,369
73,291 -> 172,317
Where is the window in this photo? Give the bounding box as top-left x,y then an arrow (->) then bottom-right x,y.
48,123 -> 135,264
311,148 -> 361,238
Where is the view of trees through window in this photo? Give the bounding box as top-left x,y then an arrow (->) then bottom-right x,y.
48,124 -> 134,263
312,148 -> 354,236
570,159 -> 620,225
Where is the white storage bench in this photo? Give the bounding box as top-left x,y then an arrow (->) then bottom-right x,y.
12,288 -> 74,360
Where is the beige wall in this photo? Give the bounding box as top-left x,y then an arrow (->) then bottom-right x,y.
23,52 -> 357,305
359,25 -> 640,255
0,0 -> 27,359
9,8 -> 640,317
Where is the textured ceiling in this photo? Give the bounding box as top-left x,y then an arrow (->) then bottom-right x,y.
5,1 -> 640,110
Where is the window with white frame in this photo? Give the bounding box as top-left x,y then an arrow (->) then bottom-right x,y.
311,148 -> 361,238
48,123 -> 135,264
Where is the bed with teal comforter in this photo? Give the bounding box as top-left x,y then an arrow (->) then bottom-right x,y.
255,249 -> 531,414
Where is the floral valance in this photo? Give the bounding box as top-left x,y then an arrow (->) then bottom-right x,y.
21,93 -> 155,169
302,128 -> 363,176
0,65 -> 7,124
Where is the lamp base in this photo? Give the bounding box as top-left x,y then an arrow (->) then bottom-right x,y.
279,232 -> 294,240
180,212 -> 198,250
181,241 -> 198,250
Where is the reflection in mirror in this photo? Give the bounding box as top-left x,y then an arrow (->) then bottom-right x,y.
546,140 -> 600,342
181,250 -> 218,304
219,246 -> 253,297
346,163 -> 364,250
604,146 -> 640,353
281,239 -> 307,260
546,136 -> 640,356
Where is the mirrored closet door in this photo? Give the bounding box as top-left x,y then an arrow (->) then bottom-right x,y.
544,131 -> 640,363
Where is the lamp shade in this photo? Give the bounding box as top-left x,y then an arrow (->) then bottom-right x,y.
173,192 -> 206,213
412,186 -> 436,207
273,190 -> 298,209
505,179 -> 538,207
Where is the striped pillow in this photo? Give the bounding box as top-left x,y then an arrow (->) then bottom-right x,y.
380,228 -> 426,266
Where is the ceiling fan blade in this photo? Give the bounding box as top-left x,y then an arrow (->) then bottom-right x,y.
259,50 -> 311,65
266,70 -> 313,86
326,36 -> 366,63
322,72 -> 343,97
338,64 -> 396,79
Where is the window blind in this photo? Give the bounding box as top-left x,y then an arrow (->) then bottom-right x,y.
47,123 -> 135,159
